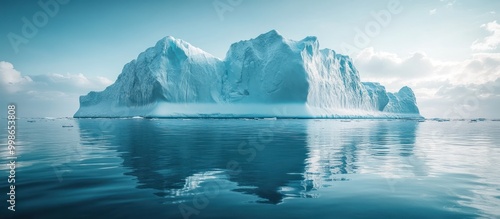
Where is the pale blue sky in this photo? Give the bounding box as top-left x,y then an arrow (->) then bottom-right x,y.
1,0 -> 499,117
1,0 -> 497,77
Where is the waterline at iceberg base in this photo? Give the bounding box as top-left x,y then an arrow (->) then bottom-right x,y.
74,30 -> 421,119
75,103 -> 421,119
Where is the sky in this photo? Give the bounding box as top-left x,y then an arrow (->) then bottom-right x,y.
0,0 -> 499,118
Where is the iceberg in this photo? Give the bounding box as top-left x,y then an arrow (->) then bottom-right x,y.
74,30 -> 421,119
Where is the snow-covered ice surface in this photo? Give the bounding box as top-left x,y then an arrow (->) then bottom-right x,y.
74,30 -> 421,119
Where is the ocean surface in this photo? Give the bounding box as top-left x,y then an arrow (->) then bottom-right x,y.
1,118 -> 499,219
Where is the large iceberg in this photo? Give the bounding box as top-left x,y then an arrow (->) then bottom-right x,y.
74,30 -> 421,118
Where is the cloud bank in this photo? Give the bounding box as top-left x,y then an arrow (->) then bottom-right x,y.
0,61 -> 112,117
352,19 -> 500,118
471,20 -> 500,52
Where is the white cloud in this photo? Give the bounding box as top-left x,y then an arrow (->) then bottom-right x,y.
0,61 -> 21,83
442,0 -> 456,8
356,48 -> 438,82
0,61 -> 113,117
471,20 -> 500,51
429,8 -> 437,15
1,62 -> 112,95
356,48 -> 500,85
0,61 -> 32,92
354,48 -> 500,118
97,76 -> 114,85
27,73 -> 113,94
427,79 -> 500,118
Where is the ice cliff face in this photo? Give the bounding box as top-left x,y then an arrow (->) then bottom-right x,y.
222,30 -> 309,103
79,37 -> 224,107
75,30 -> 421,118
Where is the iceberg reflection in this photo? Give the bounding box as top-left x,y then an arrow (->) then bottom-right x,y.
76,119 -> 423,205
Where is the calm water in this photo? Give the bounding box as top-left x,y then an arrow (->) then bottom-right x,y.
1,118 -> 499,219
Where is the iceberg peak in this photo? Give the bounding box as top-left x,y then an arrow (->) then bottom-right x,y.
260,29 -> 283,38
153,36 -> 217,59
383,86 -> 419,114
247,29 -> 287,47
399,86 -> 415,96
301,36 -> 318,42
